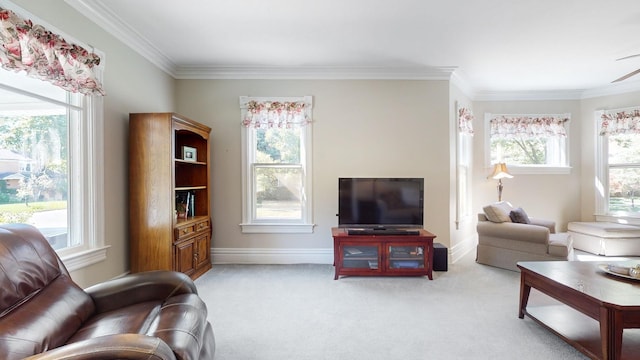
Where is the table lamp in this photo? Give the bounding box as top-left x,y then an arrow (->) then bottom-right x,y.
489,163 -> 513,202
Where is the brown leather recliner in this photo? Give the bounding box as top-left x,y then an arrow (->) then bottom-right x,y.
0,223 -> 215,359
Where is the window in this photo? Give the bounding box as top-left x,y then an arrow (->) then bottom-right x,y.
240,96 -> 314,233
0,3 -> 106,270
596,108 -> 640,219
456,105 -> 473,228
485,113 -> 570,174
0,70 -> 106,269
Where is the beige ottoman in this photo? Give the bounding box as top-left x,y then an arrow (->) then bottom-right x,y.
567,221 -> 640,256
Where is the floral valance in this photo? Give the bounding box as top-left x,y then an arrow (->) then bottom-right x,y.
488,114 -> 570,139
458,107 -> 474,136
239,96 -> 312,128
0,7 -> 105,96
599,107 -> 640,136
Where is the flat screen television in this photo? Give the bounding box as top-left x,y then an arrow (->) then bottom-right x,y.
338,177 -> 424,229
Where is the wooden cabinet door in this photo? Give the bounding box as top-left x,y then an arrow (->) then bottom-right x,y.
195,234 -> 210,270
175,239 -> 196,276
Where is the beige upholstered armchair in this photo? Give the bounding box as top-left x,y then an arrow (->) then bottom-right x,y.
476,202 -> 574,271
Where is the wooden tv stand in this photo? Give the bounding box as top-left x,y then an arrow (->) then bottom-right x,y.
331,227 -> 436,280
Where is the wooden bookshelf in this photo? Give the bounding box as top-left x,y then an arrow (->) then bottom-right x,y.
129,112 -> 212,279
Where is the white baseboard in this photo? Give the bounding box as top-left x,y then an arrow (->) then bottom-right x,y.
449,236 -> 478,264
212,247 -> 334,264
211,242 -> 476,266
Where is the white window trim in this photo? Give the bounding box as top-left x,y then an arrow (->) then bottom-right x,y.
0,0 -> 108,269
594,109 -> 640,225
57,95 -> 108,270
455,103 -> 473,229
484,113 -> 572,174
239,96 -> 314,234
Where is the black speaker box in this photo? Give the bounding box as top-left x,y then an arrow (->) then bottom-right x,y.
433,243 -> 448,271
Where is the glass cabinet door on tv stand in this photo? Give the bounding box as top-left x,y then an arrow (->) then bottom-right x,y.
387,244 -> 426,272
341,243 -> 383,275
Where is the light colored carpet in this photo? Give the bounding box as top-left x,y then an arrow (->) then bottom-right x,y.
195,250 -> 590,360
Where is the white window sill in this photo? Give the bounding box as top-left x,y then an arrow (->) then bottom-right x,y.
507,166 -> 571,175
60,245 -> 110,272
240,223 -> 316,234
595,214 -> 640,226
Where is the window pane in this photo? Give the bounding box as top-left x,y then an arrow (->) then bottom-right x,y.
0,80 -> 70,250
490,136 -> 565,166
256,128 -> 301,164
608,133 -> 640,214
609,133 -> 640,164
608,167 -> 640,214
255,166 -> 302,220
0,70 -> 67,105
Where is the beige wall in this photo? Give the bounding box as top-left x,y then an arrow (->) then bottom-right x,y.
11,1 -> 640,285
471,99 -> 583,231
175,80 -> 453,259
12,0 -> 176,287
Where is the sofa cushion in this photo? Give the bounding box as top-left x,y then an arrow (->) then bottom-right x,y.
510,207 -> 531,224
483,201 -> 513,223
0,225 -> 95,358
69,293 -> 209,360
568,222 -> 640,238
548,233 -> 573,257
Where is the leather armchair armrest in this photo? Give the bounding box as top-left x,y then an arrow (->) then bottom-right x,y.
85,270 -> 197,314
23,334 -> 177,360
477,221 -> 550,244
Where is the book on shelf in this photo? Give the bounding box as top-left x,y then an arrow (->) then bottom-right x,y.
175,191 -> 195,217
392,260 -> 421,269
345,247 -> 364,255
189,191 -> 195,216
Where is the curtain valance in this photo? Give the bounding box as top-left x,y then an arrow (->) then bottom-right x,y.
488,114 -> 569,139
599,107 -> 640,135
239,96 -> 312,128
458,107 -> 474,135
0,7 -> 105,95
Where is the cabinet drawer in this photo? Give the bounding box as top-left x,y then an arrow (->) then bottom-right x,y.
195,219 -> 210,232
175,224 -> 196,240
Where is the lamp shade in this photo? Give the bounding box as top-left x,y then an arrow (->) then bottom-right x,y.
489,163 -> 513,180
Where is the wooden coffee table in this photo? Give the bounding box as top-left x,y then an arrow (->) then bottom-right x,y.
518,261 -> 640,360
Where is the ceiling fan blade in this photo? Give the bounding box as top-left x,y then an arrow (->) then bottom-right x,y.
616,54 -> 640,61
612,68 -> 640,83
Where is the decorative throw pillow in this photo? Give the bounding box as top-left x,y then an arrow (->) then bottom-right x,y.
482,201 -> 513,223
509,207 -> 531,224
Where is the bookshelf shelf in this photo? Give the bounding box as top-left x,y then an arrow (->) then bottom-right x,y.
175,186 -> 207,191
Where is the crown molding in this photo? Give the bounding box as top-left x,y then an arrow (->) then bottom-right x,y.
473,89 -> 585,101
449,70 -> 475,99
174,65 -> 457,80
473,80 -> 640,101
580,80 -> 640,99
64,0 -> 177,76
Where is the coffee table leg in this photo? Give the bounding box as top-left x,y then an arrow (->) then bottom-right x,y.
600,307 -> 624,360
519,271 -> 531,319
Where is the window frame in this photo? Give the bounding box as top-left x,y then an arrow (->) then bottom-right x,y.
0,1 -> 107,270
455,104 -> 474,229
484,113 -> 571,175
595,109 -> 640,224
240,97 -> 314,234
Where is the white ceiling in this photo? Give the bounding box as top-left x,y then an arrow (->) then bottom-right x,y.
67,0 -> 640,97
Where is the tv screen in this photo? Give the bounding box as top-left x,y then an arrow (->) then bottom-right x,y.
338,177 -> 424,228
